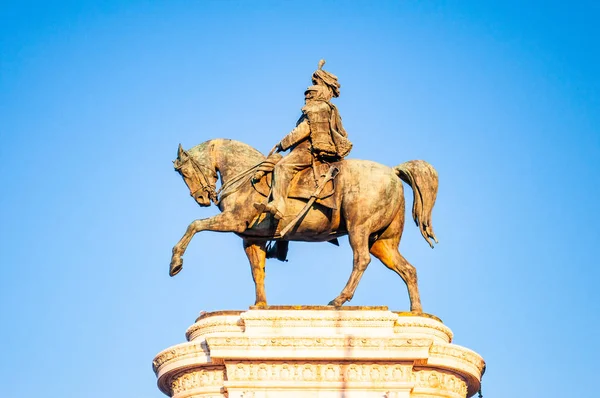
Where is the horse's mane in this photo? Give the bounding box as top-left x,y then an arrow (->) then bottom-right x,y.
189,139 -> 264,164
183,139 -> 265,202
186,139 -> 266,186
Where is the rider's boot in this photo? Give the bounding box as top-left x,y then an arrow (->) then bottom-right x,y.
254,201 -> 284,220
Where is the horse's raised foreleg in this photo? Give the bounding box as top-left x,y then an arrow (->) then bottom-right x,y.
170,212 -> 246,276
370,238 -> 422,313
329,227 -> 371,306
243,239 -> 267,307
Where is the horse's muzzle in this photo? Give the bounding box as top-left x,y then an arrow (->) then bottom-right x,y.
192,189 -> 211,206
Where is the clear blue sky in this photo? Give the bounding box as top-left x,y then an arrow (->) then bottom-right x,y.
1,1 -> 598,397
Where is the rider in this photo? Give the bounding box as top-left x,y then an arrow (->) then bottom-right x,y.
257,60 -> 352,220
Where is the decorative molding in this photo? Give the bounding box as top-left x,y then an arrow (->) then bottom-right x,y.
429,344 -> 486,375
412,369 -> 468,398
224,362 -> 413,384
153,341 -> 210,374
394,319 -> 454,343
241,309 -> 399,328
207,336 -> 433,350
186,316 -> 245,341
170,367 -> 225,395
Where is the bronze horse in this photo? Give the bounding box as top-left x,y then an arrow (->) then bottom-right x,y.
170,139 -> 438,312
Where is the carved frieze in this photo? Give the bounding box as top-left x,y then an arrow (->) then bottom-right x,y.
171,367 -> 225,395
412,370 -> 468,398
224,361 -> 413,384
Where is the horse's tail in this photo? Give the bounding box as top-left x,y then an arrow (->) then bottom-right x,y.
394,160 -> 439,248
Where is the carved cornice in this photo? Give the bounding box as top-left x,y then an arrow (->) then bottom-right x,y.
426,343 -> 485,396
240,309 -> 400,331
207,336 -> 433,354
429,344 -> 485,375
152,341 -> 210,375
394,318 -> 454,343
186,316 -> 245,341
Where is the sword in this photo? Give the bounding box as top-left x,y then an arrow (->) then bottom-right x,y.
279,165 -> 339,237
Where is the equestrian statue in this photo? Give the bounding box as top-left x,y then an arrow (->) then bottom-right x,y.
169,60 -> 438,312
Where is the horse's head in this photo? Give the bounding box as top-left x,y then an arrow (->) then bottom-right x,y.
173,144 -> 217,207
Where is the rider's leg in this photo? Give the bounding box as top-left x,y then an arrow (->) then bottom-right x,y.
264,143 -> 312,219
271,146 -> 312,217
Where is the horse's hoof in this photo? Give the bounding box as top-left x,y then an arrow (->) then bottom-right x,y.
254,301 -> 267,308
170,257 -> 183,277
328,299 -> 343,307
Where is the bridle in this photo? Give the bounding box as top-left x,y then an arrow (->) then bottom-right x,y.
175,154 -> 218,204
175,146 -> 265,206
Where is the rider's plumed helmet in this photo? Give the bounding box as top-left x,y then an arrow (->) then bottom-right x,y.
311,59 -> 341,98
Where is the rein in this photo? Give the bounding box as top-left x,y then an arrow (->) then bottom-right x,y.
187,156 -> 219,204
182,154 -> 262,206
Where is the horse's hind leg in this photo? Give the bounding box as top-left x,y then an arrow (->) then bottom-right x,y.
370,238 -> 422,313
329,227 -> 371,306
243,239 -> 268,307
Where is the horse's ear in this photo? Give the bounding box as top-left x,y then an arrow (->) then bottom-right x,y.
177,143 -> 187,159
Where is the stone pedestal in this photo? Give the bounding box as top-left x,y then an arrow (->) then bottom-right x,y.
152,307 -> 485,398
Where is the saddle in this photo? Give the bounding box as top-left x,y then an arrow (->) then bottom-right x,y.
253,156 -> 340,209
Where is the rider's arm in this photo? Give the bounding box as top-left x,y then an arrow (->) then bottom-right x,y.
279,118 -> 310,151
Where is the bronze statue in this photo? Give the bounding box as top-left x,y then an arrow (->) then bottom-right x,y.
170,61 -> 438,312
255,60 -> 352,220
